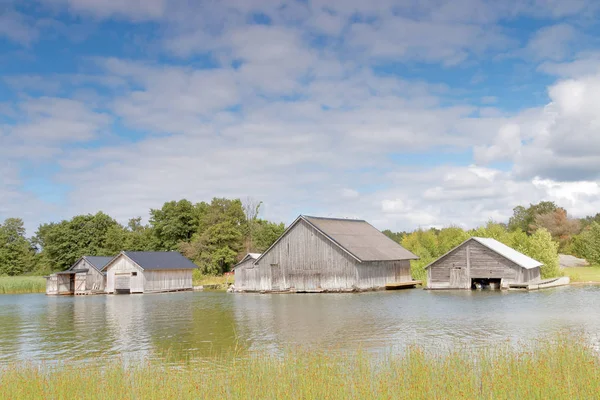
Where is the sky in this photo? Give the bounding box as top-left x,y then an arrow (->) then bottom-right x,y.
1,0 -> 600,234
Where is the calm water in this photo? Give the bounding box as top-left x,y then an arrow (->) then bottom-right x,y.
1,286 -> 599,363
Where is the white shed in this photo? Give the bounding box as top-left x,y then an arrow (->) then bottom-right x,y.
102,251 -> 196,294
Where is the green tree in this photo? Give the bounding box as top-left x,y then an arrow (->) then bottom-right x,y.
252,220 -> 285,252
33,212 -> 121,271
508,201 -> 558,233
571,222 -> 600,264
523,228 -> 560,278
0,218 -> 36,276
180,198 -> 246,274
437,227 -> 470,254
382,230 -> 406,243
150,200 -> 198,250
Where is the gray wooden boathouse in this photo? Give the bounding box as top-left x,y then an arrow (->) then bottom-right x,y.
45,256 -> 112,295
425,237 -> 542,290
234,215 -> 419,292
103,251 -> 196,294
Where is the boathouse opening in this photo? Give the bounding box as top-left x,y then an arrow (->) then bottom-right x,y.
471,278 -> 502,290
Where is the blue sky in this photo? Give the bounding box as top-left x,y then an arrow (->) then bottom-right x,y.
2,0 -> 600,233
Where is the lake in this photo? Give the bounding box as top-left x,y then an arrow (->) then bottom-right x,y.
1,286 -> 599,364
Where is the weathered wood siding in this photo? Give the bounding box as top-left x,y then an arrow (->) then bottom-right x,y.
355,260 -> 411,289
427,240 -> 541,289
143,269 -> 192,292
75,272 -> 87,294
105,256 -> 144,293
45,275 -> 58,295
70,259 -> 106,291
428,245 -> 468,289
234,259 -> 259,290
248,220 -> 413,292
253,219 -> 358,291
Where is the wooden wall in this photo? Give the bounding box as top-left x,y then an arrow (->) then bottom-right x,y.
45,275 -> 58,295
247,219 -> 413,292
427,240 -> 542,289
234,258 -> 259,290
356,260 -> 411,289
71,258 -> 106,292
143,269 -> 192,292
105,256 -> 144,293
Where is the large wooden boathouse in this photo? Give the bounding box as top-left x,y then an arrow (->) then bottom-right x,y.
425,237 -> 542,290
234,215 -> 419,292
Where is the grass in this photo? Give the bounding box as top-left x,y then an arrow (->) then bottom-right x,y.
562,265 -> 600,283
0,276 -> 46,294
1,336 -> 599,399
192,270 -> 233,290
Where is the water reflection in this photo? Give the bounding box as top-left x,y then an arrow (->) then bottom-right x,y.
0,286 -> 599,364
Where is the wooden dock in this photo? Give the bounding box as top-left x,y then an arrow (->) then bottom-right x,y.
385,280 -> 422,290
508,277 -> 570,291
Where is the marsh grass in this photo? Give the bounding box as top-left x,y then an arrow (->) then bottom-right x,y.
563,265 -> 600,283
0,276 -> 45,294
1,336 -> 599,399
192,271 -> 233,289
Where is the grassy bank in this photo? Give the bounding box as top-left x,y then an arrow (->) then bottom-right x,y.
192,270 -> 233,290
562,265 -> 600,282
0,276 -> 46,294
1,337 -> 599,399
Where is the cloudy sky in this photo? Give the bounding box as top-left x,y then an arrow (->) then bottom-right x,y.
1,0 -> 600,233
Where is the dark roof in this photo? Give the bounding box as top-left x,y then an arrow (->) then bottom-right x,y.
85,256 -> 114,271
256,215 -> 418,263
122,251 -> 198,270
302,216 -> 418,262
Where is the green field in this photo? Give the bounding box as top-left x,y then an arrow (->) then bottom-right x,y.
562,266 -> 600,283
0,276 -> 46,294
1,337 -> 599,399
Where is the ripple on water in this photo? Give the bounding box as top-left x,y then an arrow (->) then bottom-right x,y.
0,286 -> 599,364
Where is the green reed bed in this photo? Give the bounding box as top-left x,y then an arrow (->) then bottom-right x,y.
0,276 -> 45,294
1,336 -> 599,399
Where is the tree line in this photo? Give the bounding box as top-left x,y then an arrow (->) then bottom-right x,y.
2,199 -> 599,278
0,198 -> 285,276
384,201 -> 600,281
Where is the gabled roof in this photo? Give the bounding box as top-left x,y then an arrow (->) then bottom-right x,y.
471,237 -> 542,269
232,253 -> 261,270
256,215 -> 418,263
102,251 -> 198,271
424,237 -> 543,270
69,256 -> 113,272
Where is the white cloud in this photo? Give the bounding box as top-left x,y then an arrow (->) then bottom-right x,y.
525,24 -> 578,61
40,0 -> 167,20
0,10 -> 38,45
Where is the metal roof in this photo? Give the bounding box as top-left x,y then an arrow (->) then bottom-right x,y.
121,251 -> 198,270
232,253 -> 262,270
84,256 -> 114,271
302,216 -> 419,262
472,237 -> 543,269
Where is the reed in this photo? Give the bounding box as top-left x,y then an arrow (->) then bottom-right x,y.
1,336 -> 598,399
0,276 -> 46,294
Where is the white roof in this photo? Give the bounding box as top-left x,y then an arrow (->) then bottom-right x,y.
232,253 -> 262,270
472,237 -> 542,269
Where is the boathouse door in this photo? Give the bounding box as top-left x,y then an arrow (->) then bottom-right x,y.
115,273 -> 131,294
450,267 -> 468,289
